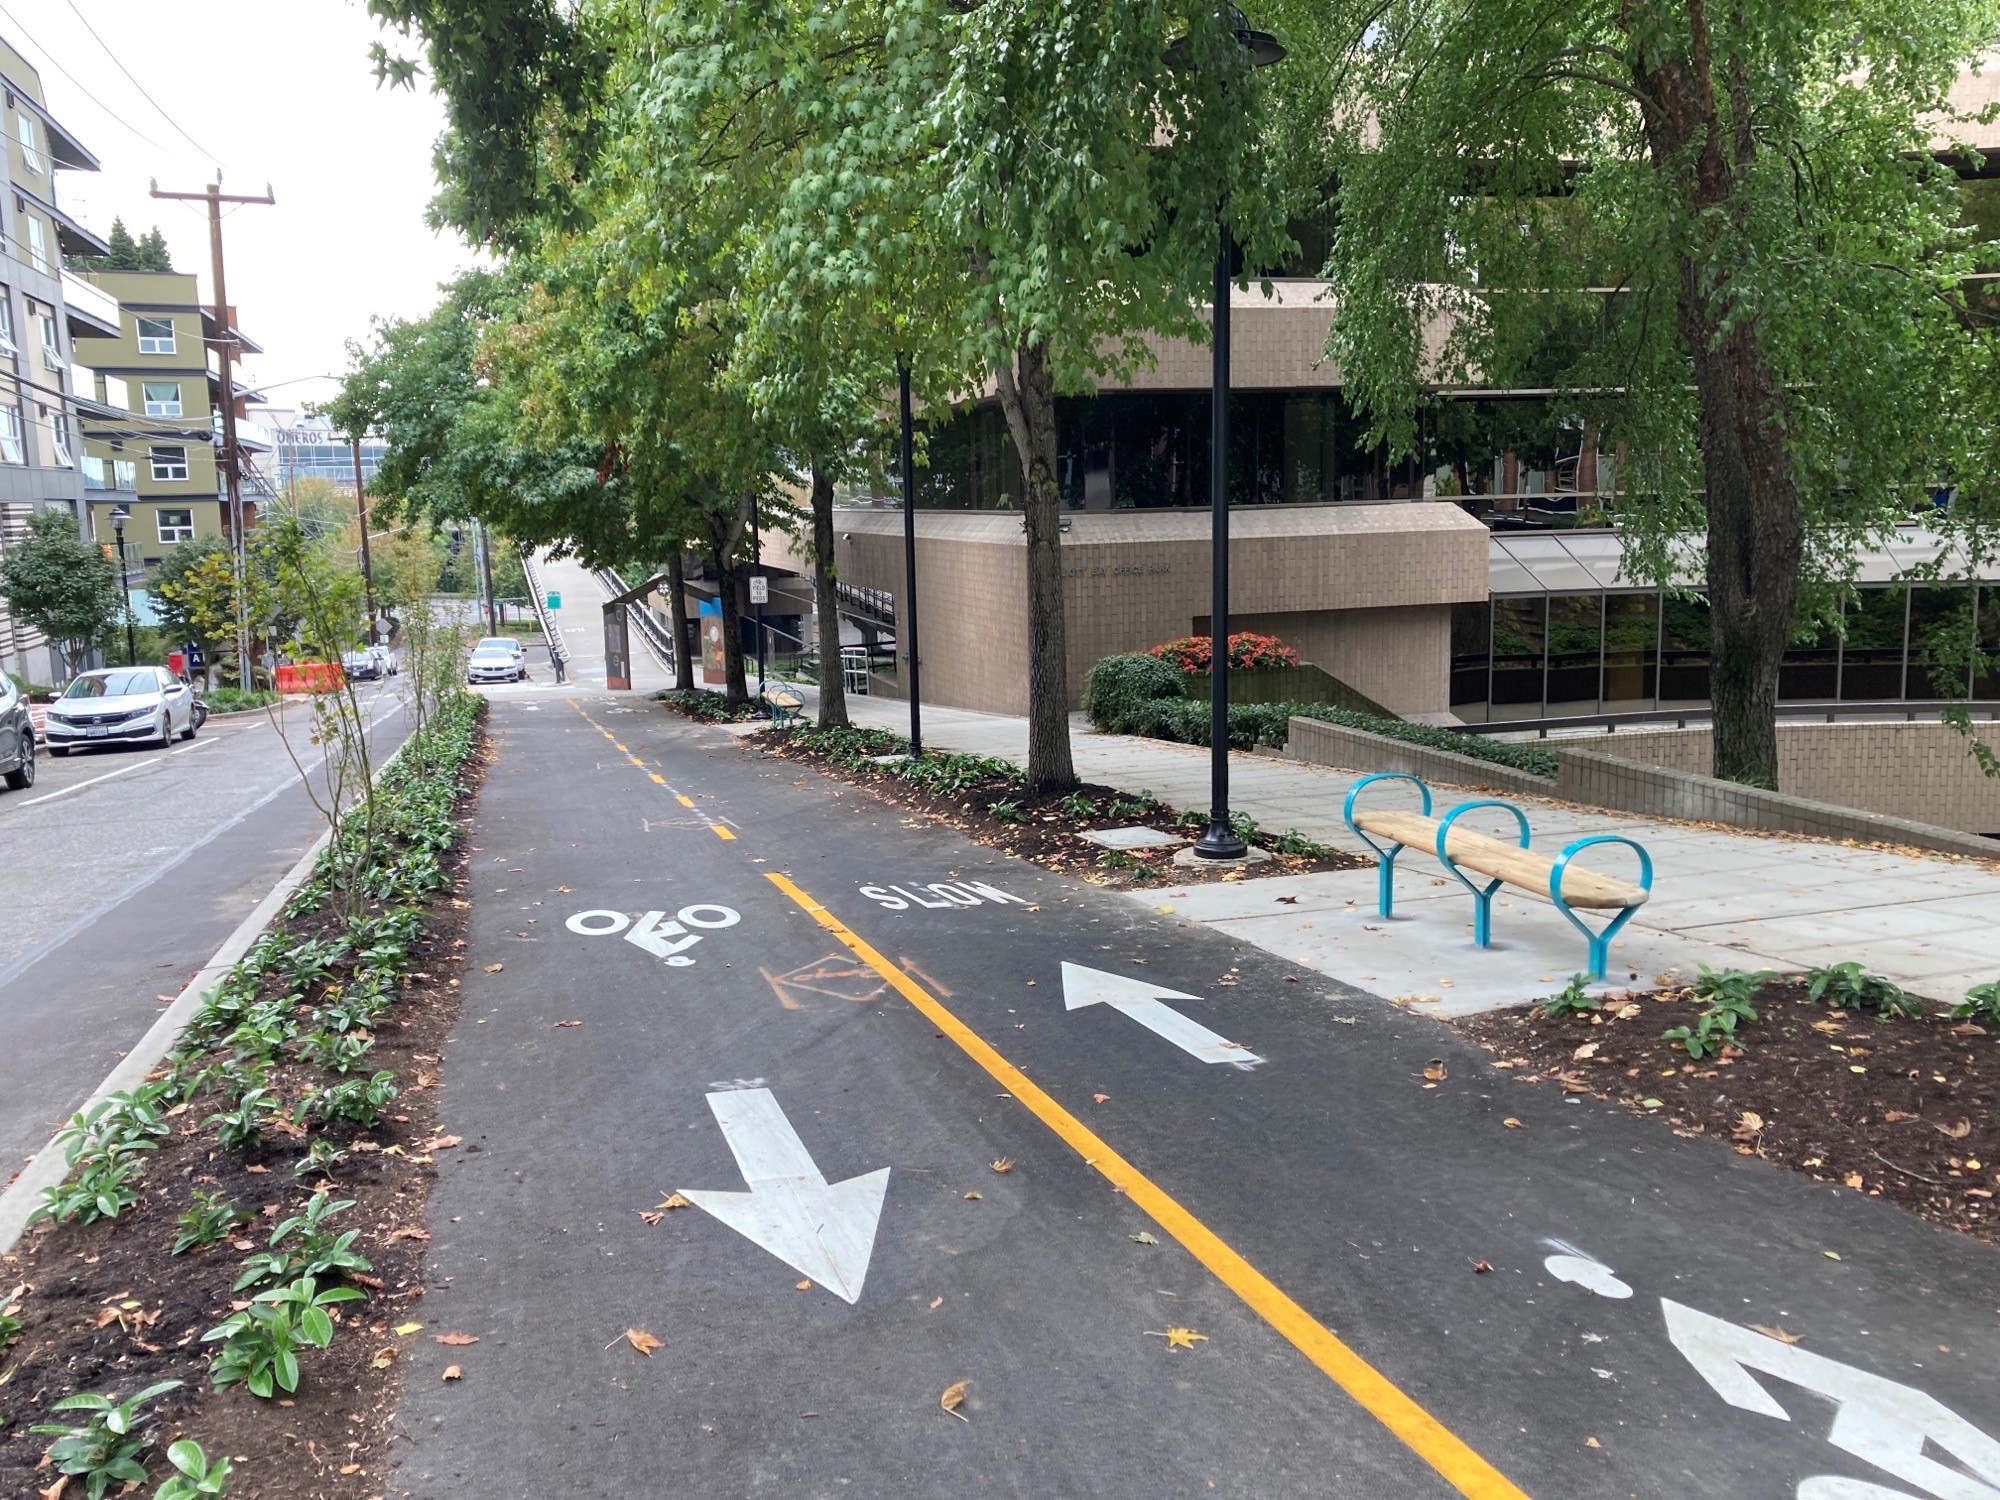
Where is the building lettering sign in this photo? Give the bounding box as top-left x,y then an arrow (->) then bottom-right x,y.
1062,562 -> 1173,579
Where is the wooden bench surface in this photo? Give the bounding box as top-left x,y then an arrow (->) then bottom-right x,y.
1353,809 -> 1648,909
762,689 -> 804,709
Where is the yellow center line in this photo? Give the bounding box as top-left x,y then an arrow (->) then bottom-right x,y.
713,826 -> 736,840
676,795 -> 695,808
763,870 -> 1530,1500
650,773 -> 667,785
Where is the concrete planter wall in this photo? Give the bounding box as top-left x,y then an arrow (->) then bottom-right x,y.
1186,663 -> 1392,717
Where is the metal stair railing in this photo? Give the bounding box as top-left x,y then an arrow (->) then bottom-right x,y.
520,552 -> 570,683
595,566 -> 678,675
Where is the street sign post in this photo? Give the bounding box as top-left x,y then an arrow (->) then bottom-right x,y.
546,591 -> 561,610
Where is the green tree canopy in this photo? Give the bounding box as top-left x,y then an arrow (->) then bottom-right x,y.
67,217 -> 175,273
0,510 -> 123,676
1291,0 -> 2000,783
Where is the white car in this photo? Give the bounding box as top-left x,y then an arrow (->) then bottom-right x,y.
467,646 -> 525,685
475,636 -> 525,663
44,667 -> 197,755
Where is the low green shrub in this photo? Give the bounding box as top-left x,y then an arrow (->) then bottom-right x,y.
1538,975 -> 1600,1019
1082,653 -> 1187,728
204,687 -> 278,714
1807,961 -> 1924,1019
28,1380 -> 181,1500
173,1190 -> 249,1255
1952,979 -> 2000,1024
203,1277 -> 364,1398
234,1195 -> 371,1292
1664,992 -> 1759,1058
154,1440 -> 233,1499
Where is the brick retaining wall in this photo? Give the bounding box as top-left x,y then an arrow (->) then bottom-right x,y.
1284,716 -> 1554,798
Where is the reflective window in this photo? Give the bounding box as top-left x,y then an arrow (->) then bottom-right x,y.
136,317 -> 176,355
1546,594 -> 1602,713
1659,595 -> 1712,706
1840,588 -> 1908,700
1489,597 -> 1546,715
1907,585 -> 1976,701
1601,593 -> 1658,709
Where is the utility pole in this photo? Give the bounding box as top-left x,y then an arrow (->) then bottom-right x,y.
151,176 -> 274,687
351,437 -> 378,645
478,520 -> 498,635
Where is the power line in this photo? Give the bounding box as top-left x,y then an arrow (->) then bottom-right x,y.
0,4 -> 171,156
58,0 -> 226,168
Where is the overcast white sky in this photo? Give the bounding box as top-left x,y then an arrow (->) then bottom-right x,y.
6,0 -> 477,415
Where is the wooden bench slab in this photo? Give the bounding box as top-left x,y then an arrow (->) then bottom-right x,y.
1352,808 -> 1648,909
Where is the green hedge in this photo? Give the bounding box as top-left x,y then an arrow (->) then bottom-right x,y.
1082,653 -> 1556,778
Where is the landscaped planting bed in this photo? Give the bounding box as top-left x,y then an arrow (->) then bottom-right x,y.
760,724 -> 1367,887
1456,968 -> 2000,1243
0,694 -> 487,1499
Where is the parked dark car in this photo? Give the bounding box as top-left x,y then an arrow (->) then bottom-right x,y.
341,650 -> 383,682
0,674 -> 33,790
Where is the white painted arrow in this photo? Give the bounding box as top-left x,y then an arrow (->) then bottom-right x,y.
678,1089 -> 890,1305
1059,962 -> 1264,1067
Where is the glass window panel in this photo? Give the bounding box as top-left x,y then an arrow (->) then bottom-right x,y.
1974,587 -> 2000,699
1449,600 -> 1491,718
1659,594 -> 1711,705
1601,592 -> 1659,708
1489,596 -> 1546,715
1907,584 -> 1975,701
1546,594 -> 1601,713
1779,604 -> 1841,702
1839,588 -> 1908,700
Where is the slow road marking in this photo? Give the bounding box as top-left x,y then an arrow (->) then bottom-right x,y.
764,870 -> 1528,1500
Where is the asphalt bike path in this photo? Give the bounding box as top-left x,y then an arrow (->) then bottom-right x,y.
398,698 -> 2000,1500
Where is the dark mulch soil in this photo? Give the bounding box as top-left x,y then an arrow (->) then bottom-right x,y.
653,688 -> 763,724
762,731 -> 1367,888
0,728 -> 490,1499
1456,981 -> 2000,1243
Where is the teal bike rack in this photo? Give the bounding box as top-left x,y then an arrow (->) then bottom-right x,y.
1550,835 -> 1655,980
1341,772 -> 1431,918
1434,799 -> 1531,948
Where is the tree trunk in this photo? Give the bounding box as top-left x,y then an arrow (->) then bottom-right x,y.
666,546 -> 694,692
994,337 -> 1077,790
808,460 -> 849,728
1629,4 -> 1802,788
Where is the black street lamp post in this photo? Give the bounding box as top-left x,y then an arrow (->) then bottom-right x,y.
109,504 -> 137,666
899,356 -> 922,759
1183,8 -> 1285,861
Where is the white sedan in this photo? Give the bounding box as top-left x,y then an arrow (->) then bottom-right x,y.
468,646 -> 526,684
44,667 -> 198,755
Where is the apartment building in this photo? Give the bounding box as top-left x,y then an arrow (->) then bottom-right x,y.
0,35 -> 113,684
72,269 -> 264,588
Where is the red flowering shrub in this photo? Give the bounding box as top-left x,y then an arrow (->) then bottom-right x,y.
1148,633 -> 1299,672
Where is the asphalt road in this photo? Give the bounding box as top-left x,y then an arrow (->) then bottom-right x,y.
0,685 -> 409,1177
394,696 -> 2000,1500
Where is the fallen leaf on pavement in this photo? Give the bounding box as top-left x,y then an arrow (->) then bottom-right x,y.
1275,895 -> 1298,905
612,1328 -> 663,1357
484,964 -> 504,973
1130,1231 -> 1159,1245
1472,1260 -> 1493,1274
658,1194 -> 692,1210
1750,1324 -> 1803,1344
964,1191 -> 982,1200
1584,1437 -> 1601,1450
929,1297 -> 943,1309
554,1020 -> 583,1027
940,1379 -> 970,1421
1502,1118 -> 1524,1130
796,1280 -> 811,1291
369,1346 -> 396,1369
394,1322 -> 424,1337
442,1365 -> 463,1381
434,1332 -> 479,1346
423,1135 -> 463,1151
1146,1327 -> 1208,1351
638,1211 -> 663,1226
991,1158 -> 1015,1174
1844,1173 -> 1865,1190
1423,1060 -> 1448,1082
385,1227 -> 431,1243
1093,1093 -> 1110,1103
